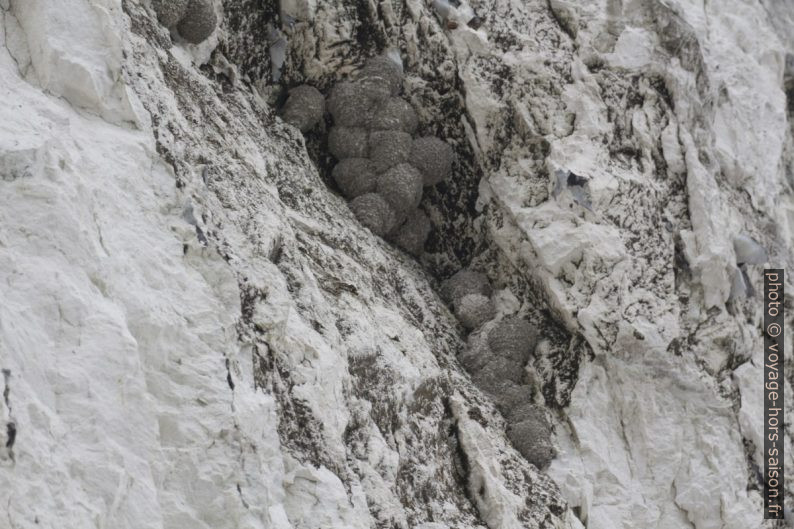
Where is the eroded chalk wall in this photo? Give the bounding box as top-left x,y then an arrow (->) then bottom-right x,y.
0,0 -> 792,528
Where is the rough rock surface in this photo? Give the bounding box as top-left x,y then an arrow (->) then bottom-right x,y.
0,1 -> 793,529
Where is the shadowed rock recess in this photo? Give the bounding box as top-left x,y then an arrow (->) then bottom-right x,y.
0,0 -> 792,528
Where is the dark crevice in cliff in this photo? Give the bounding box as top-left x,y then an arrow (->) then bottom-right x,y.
2,369 -> 14,461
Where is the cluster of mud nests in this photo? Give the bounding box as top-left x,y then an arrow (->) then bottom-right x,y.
280,53 -> 454,256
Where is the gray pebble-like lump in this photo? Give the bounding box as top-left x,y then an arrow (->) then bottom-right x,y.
506,406 -> 554,470
441,269 -> 492,304
471,356 -> 528,395
369,130 -> 412,173
368,97 -> 419,133
357,55 -> 404,96
487,317 -> 538,364
332,158 -> 376,199
376,163 -> 423,219
152,0 -> 189,27
457,334 -> 490,373
390,209 -> 431,256
411,136 -> 454,186
349,193 -> 397,237
497,384 -> 535,416
455,293 -> 495,331
471,372 -> 519,406
177,0 -> 217,44
328,127 -> 369,160
328,81 -> 388,128
459,337 -> 534,410
282,85 -> 325,133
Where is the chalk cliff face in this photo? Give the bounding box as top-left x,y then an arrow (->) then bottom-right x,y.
0,0 -> 792,528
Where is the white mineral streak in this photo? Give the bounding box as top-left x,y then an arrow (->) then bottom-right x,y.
0,0 -> 792,528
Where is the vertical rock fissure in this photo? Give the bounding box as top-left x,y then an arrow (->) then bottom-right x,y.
1,369 -> 14,461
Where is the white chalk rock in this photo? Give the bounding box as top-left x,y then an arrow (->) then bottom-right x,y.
7,0 -> 138,124
1,0 -> 793,528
